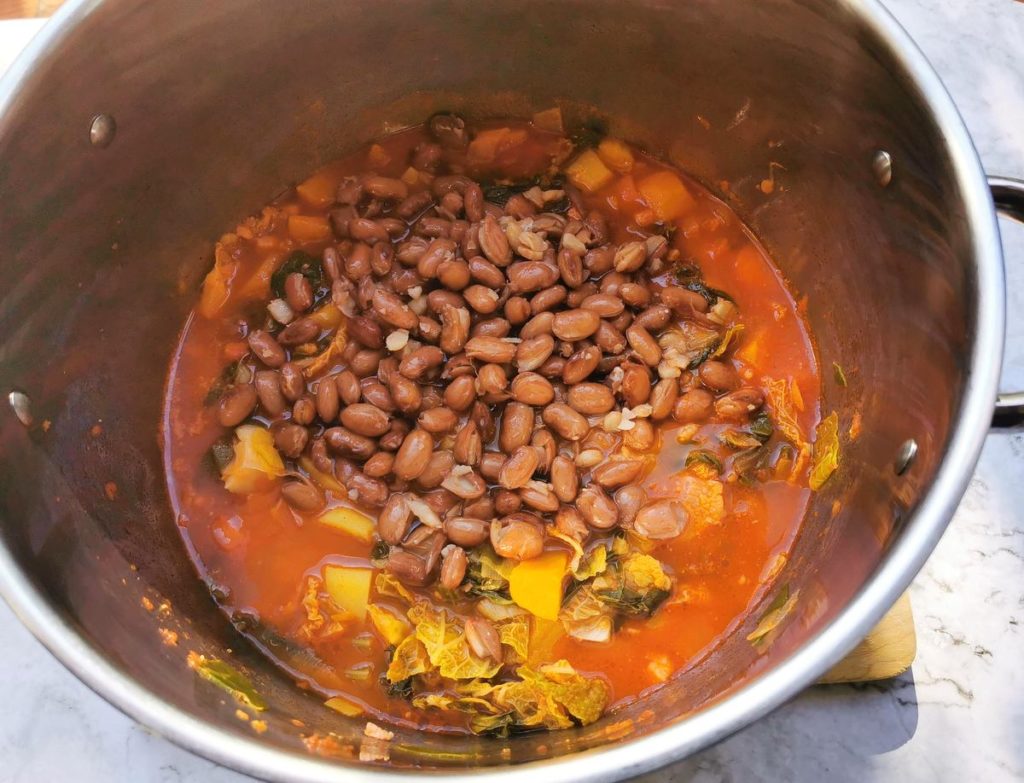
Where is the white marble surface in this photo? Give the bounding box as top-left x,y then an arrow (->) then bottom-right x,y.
2,2 -> 1023,781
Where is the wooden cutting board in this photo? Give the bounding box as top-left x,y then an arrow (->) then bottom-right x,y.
818,592 -> 916,683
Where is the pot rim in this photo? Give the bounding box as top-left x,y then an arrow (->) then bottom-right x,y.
0,0 -> 1005,780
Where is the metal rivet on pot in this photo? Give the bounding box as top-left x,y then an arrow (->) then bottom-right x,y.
894,438 -> 918,475
872,150 -> 893,187
89,114 -> 116,148
8,390 -> 32,427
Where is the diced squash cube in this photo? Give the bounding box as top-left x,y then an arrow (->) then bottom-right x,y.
323,564 -> 372,621
509,550 -> 570,621
565,150 -> 614,193
638,171 -> 695,221
318,507 -> 375,543
287,214 -> 332,243
367,604 -> 410,646
222,425 -> 285,494
467,127 -> 529,164
296,171 -> 339,208
532,107 -> 564,133
597,138 -> 635,173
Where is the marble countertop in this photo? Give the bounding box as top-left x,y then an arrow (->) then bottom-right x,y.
2,1 -> 1023,781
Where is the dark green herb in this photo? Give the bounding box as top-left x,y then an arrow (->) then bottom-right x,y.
833,362 -> 848,387
719,430 -> 763,450
685,450 -> 723,475
204,361 -> 240,405
733,444 -> 772,484
595,585 -> 670,617
370,541 -> 390,568
271,251 -> 323,299
483,175 -> 565,208
750,412 -> 774,442
683,279 -> 734,306
208,436 -> 236,473
380,646 -> 414,700
569,118 -> 608,150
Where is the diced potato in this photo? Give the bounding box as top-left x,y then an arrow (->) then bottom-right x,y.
509,550 -> 569,621
324,696 -> 365,717
597,138 -> 635,173
287,214 -> 332,243
638,171 -> 695,221
367,604 -> 410,646
318,507 -> 375,543
323,564 -> 372,621
296,171 -> 339,208
565,149 -> 614,193
400,166 -> 421,186
222,425 -> 285,494
532,107 -> 564,133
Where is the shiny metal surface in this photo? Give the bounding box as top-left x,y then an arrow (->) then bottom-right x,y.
0,0 -> 1007,781
988,176 -> 1024,429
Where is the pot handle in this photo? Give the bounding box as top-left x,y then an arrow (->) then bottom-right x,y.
989,175 -> 1024,429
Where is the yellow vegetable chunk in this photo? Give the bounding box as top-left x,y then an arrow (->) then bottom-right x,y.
324,696 -> 365,717
532,107 -> 564,134
318,507 -> 375,543
298,456 -> 345,494
467,127 -> 529,164
596,138 -> 635,173
307,303 -> 343,331
222,425 -> 285,494
296,171 -> 340,208
323,564 -> 372,621
509,550 -> 570,621
367,603 -> 411,646
198,243 -> 237,319
565,149 -> 614,193
287,214 -> 332,243
638,171 -> 695,221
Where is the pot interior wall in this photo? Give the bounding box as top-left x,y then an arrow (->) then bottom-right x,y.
0,0 -> 970,769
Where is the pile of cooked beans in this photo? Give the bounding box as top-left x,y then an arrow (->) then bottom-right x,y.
212,114 -> 762,590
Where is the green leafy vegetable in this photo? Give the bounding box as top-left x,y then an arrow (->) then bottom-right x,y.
560,586 -> 614,642
465,546 -> 515,601
415,659 -> 610,736
833,362 -> 848,387
733,444 -> 772,484
408,603 -> 502,680
765,378 -> 805,448
591,554 -> 671,617
685,449 -> 723,477
719,429 -> 763,450
809,411 -> 841,490
187,652 -> 267,711
711,323 -> 744,358
750,412 -> 774,442
747,584 -> 799,648
497,615 -> 531,663
384,635 -> 429,685
271,250 -> 323,299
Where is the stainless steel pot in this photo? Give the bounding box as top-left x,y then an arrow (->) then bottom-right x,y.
0,1 -> 1021,780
